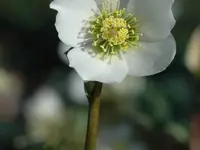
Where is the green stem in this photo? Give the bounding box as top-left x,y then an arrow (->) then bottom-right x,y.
84,82 -> 103,150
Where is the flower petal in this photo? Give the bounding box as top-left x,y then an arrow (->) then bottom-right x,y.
50,0 -> 98,47
127,0 -> 175,42
95,0 -> 120,10
124,34 -> 176,76
67,46 -> 128,83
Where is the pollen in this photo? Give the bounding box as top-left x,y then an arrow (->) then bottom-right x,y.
89,7 -> 142,56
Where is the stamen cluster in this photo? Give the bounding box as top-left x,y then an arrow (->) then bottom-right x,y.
89,9 -> 141,55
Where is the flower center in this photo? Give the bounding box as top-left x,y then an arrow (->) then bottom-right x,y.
89,8 -> 142,55
101,16 -> 128,45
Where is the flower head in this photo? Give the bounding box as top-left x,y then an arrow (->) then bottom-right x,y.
50,0 -> 176,83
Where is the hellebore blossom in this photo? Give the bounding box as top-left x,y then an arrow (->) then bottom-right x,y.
50,0 -> 176,83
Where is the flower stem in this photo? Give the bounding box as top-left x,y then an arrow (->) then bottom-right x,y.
84,82 -> 103,150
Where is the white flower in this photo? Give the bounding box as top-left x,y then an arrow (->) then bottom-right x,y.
65,70 -> 88,105
25,86 -> 65,142
185,26 -> 200,76
50,0 -> 176,83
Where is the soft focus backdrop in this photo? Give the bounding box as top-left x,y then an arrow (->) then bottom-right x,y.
0,0 -> 199,150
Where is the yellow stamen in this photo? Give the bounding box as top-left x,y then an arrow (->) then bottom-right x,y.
88,8 -> 142,56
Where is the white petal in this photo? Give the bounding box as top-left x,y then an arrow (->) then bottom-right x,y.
127,0 -> 175,42
124,34 -> 176,76
67,46 -> 128,83
95,0 -> 120,10
50,0 -> 98,47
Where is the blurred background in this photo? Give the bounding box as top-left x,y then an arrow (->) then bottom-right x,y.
0,0 -> 199,150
